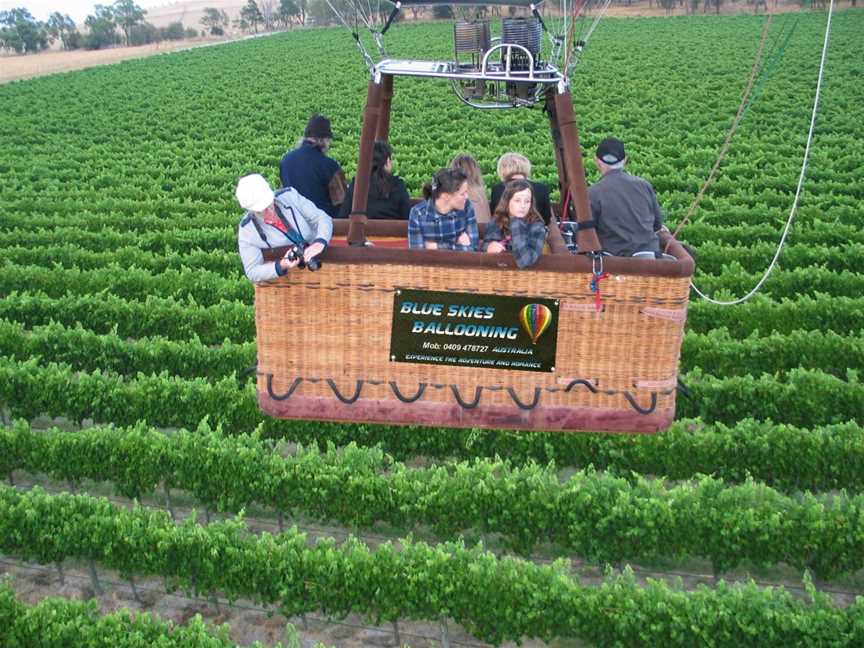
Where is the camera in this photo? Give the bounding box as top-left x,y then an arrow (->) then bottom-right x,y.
285,243 -> 321,272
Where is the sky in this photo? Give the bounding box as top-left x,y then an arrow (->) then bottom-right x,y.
0,0 -> 168,23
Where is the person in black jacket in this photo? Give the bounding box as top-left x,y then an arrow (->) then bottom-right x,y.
489,152 -> 553,225
280,114 -> 347,218
338,141 -> 412,220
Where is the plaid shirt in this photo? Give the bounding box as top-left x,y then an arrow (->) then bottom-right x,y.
483,218 -> 547,268
408,199 -> 479,251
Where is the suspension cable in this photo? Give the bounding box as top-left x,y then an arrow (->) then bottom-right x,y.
739,16 -> 799,121
583,0 -> 613,44
667,14 -> 774,245
690,0 -> 835,306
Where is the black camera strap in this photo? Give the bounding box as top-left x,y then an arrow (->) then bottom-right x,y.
250,217 -> 271,248
274,203 -> 306,249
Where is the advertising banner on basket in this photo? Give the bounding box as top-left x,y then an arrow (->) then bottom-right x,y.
390,288 -> 559,372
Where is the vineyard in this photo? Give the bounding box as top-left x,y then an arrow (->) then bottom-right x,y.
1,7 -> 863,648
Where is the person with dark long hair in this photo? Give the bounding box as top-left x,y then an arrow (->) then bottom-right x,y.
408,168 -> 478,251
483,179 -> 547,268
338,141 -> 411,219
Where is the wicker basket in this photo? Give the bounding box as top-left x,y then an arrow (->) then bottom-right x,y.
255,222 -> 693,434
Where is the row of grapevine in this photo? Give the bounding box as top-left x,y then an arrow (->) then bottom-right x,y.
5,211 -> 864,252
3,354 -> 862,429
0,317 -> 860,385
3,420 -> 864,575
0,361 -> 862,489
0,319 -> 255,382
5,236 -> 864,278
0,318 -> 864,379
0,263 -> 253,305
0,291 -> 255,344
0,585 -> 298,648
4,259 -> 864,311
3,289 -> 863,347
2,485 -> 862,647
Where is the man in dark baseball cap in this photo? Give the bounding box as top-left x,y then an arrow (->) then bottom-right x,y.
304,114 -> 334,139
588,136 -> 670,258
279,114 -> 347,218
596,137 -> 626,166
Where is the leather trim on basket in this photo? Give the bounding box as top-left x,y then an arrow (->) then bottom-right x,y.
266,375 -> 303,401
259,374 -> 671,415
326,379 -> 364,404
507,387 -> 542,410
622,392 -> 658,415
262,236 -> 695,277
635,377 -> 679,390
561,378 -> 600,393
450,385 -> 483,409
641,307 -> 687,322
259,393 -> 674,434
389,381 -> 427,403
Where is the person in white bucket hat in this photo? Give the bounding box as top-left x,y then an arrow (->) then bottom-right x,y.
236,173 -> 333,282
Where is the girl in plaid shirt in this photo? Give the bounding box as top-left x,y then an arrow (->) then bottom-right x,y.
408,169 -> 479,251
483,179 -> 548,269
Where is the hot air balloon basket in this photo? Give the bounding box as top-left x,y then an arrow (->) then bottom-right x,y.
255,255 -> 690,434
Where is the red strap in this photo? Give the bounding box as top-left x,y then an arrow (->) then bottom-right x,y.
263,211 -> 289,236
561,190 -> 571,222
591,271 -> 609,312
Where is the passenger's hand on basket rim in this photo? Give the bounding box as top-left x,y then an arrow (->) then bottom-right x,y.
303,241 -> 325,264
486,241 -> 506,254
424,240 -> 438,250
456,231 -> 470,247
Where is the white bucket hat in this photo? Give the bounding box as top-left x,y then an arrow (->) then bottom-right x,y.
235,173 -> 275,212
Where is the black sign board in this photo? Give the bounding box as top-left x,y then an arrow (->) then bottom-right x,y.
390,288 -> 559,372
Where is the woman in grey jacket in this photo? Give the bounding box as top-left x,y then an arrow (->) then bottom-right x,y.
235,173 -> 333,283
483,179 -> 547,269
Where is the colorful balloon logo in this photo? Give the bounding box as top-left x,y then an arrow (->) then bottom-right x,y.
519,303 -> 552,344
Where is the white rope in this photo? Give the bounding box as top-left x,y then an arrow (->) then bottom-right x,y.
691,0 -> 834,306
323,0 -> 353,30
565,0 -> 611,76
584,0 -> 613,44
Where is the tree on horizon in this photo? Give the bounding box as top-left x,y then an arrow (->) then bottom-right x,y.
112,0 -> 147,46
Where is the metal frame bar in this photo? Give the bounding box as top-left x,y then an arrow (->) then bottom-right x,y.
374,58 -> 564,85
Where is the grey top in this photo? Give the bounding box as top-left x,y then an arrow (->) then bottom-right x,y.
237,187 -> 333,283
588,169 -> 664,257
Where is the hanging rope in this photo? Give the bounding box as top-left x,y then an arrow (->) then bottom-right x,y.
690,0 -> 835,306
583,0 -> 613,44
738,16 -> 799,122
666,14 -> 774,247
563,0 -> 584,72
563,0 -> 612,78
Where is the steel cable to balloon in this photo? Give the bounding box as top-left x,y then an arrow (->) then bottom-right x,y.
667,14 -> 775,246
688,0 -> 835,306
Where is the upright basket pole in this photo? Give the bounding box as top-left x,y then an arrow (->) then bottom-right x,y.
375,74 -> 394,142
545,89 -> 568,203
547,87 -> 601,252
348,78 -> 384,246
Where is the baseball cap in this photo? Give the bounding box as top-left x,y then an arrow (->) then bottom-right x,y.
596,138 -> 626,165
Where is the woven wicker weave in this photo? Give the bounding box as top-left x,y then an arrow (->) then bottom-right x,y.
255,243 -> 691,433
